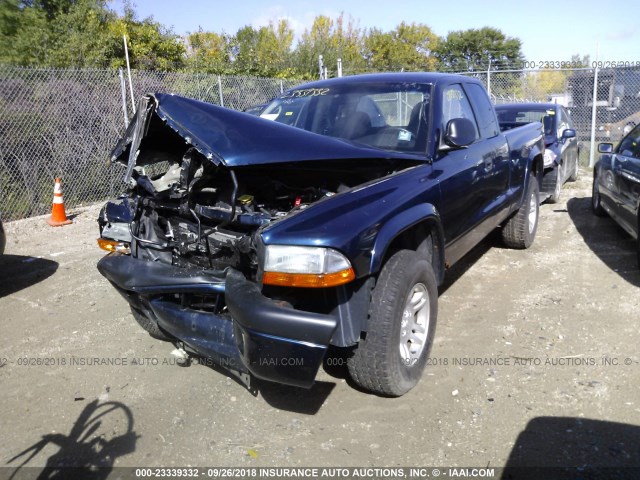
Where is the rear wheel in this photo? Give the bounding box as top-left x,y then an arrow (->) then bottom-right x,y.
348,249 -> 438,397
130,305 -> 172,341
544,164 -> 562,204
568,157 -> 579,182
592,173 -> 606,217
502,175 -> 539,249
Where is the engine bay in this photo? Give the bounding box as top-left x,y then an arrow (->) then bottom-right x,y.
103,144 -> 414,279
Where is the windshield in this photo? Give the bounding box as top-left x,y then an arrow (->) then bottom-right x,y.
496,107 -> 557,136
260,83 -> 432,154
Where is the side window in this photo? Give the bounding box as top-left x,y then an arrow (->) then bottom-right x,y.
618,125 -> 640,159
465,83 -> 499,138
442,84 -> 479,142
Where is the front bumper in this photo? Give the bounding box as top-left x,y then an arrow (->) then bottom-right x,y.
97,254 -> 338,388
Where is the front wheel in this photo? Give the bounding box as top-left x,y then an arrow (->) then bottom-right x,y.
502,175 -> 539,249
348,249 -> 438,397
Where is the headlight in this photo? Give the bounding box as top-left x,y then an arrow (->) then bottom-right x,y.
97,238 -> 131,254
543,149 -> 557,167
263,245 -> 355,288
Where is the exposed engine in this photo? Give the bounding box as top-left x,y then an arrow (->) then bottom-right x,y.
101,145 -> 402,280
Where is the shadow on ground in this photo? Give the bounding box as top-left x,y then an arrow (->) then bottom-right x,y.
503,416 -> 640,480
0,255 -> 58,298
567,197 -> 639,287
197,358 -> 334,414
257,380 -> 335,414
6,399 -> 138,480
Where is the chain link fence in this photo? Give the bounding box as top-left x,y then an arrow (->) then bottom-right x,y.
0,66 -> 302,221
2,65 -> 640,221
461,67 -> 640,166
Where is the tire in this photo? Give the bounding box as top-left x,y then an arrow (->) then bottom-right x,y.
591,173 -> 607,217
544,164 -> 562,204
130,305 -> 172,341
347,249 -> 438,397
568,157 -> 579,182
502,175 -> 539,249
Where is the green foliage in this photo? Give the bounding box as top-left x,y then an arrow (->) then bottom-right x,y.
230,21 -> 294,76
106,6 -> 186,71
0,0 -> 185,69
185,29 -> 232,74
293,14 -> 366,77
364,22 -> 439,73
0,2 -> 528,80
436,26 -> 524,71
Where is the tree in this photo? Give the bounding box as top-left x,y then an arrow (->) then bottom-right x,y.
185,29 -> 231,74
104,5 -> 186,71
436,27 -> 524,71
1,0 -> 54,65
0,0 -> 185,69
294,14 -> 365,78
364,22 -> 439,72
223,20 -> 294,77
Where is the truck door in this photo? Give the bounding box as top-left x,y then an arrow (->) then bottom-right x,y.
434,83 -> 510,264
614,125 -> 640,235
464,83 -> 511,219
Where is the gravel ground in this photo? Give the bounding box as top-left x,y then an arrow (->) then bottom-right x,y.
0,171 -> 639,476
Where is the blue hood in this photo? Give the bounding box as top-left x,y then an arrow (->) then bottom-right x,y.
111,93 -> 424,168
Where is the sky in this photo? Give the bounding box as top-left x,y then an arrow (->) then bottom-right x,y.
112,0 -> 639,67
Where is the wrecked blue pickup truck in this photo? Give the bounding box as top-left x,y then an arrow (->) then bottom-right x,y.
97,73 -> 544,396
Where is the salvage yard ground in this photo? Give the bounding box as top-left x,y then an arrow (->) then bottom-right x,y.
0,172 -> 639,472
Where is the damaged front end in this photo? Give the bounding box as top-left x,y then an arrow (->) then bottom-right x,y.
97,93 -> 421,388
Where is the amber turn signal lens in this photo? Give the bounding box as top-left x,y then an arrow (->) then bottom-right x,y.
263,268 -> 355,288
97,238 -> 131,255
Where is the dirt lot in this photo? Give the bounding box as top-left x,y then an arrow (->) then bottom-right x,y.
1,172 -> 639,475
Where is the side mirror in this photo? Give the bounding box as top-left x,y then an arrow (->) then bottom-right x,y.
598,143 -> 613,153
561,129 -> 576,140
444,118 -> 477,149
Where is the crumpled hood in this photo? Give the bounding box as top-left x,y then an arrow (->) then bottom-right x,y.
111,93 -> 424,168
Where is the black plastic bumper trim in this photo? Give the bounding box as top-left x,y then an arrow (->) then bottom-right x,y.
224,268 -> 338,345
97,254 -> 225,295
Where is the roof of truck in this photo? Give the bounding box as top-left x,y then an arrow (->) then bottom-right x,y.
289,72 -> 480,89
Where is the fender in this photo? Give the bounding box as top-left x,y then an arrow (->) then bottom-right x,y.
370,203 -> 445,282
519,141 -> 544,207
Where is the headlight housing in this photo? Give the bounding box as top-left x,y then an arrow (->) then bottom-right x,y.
543,149 -> 557,167
263,245 -> 355,288
97,238 -> 131,254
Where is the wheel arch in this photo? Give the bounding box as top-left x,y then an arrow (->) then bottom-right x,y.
370,204 -> 445,285
531,153 -> 544,188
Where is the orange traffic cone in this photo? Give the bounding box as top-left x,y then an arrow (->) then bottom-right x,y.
47,177 -> 73,226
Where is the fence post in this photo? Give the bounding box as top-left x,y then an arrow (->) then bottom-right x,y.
337,58 -> 343,78
123,35 -> 135,114
217,75 -> 224,107
486,65 -> 491,97
318,55 -> 324,80
280,80 -> 284,94
118,69 -> 129,128
589,67 -> 599,168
